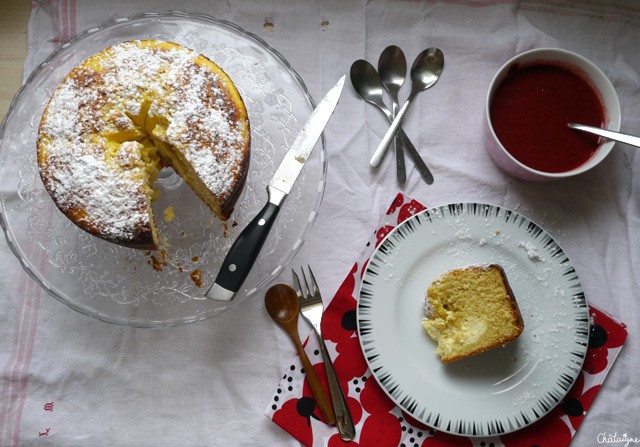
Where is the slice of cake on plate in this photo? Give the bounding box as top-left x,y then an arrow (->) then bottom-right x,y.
422,264 -> 524,363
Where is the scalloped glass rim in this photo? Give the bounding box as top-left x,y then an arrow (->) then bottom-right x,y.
0,11 -> 326,327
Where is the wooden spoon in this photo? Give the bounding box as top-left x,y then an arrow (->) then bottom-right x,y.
265,284 -> 336,426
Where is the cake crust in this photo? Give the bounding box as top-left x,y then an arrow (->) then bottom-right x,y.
37,40 -> 250,249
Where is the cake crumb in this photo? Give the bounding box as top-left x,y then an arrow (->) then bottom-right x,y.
147,250 -> 170,271
190,269 -> 203,287
164,206 -> 176,222
222,220 -> 239,238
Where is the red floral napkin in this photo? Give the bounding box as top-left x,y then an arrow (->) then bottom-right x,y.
265,193 -> 627,446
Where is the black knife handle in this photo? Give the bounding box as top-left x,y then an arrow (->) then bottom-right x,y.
208,187 -> 284,299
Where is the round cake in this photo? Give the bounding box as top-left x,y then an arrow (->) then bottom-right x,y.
37,40 -> 250,249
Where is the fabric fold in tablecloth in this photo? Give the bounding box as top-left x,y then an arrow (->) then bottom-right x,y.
265,193 -> 628,447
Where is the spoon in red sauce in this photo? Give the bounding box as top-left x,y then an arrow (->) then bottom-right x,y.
569,123 -> 640,149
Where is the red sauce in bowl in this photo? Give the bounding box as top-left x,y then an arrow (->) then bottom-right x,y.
490,62 -> 605,173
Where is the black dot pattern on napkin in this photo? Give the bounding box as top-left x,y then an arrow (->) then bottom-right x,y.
589,324 -> 607,349
397,416 -> 425,447
341,309 -> 357,331
296,396 -> 317,422
562,397 -> 584,417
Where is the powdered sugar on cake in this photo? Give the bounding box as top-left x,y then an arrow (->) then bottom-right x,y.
38,41 -> 248,241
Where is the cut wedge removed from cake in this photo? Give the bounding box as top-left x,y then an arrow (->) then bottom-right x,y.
422,264 -> 524,363
37,40 -> 250,249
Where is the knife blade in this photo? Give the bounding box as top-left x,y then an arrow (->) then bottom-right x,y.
206,75 -> 346,301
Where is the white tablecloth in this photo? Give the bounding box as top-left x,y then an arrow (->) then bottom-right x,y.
1,1 -> 639,445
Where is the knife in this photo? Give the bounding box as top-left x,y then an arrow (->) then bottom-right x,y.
206,75 -> 346,301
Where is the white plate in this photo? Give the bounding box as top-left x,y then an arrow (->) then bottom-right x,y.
357,202 -> 589,437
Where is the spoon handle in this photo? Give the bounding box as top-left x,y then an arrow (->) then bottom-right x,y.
293,334 -> 337,425
370,96 -> 412,167
395,146 -> 407,184
569,123 -> 640,148
374,104 -> 433,184
399,131 -> 434,184
391,100 -> 407,184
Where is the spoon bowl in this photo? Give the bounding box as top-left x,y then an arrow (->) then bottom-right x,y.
265,283 -> 299,325
379,45 -> 406,105
350,59 -> 386,107
410,47 -> 445,92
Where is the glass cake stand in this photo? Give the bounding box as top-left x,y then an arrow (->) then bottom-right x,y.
0,12 -> 326,327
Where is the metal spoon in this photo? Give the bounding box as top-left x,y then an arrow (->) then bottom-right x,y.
569,123 -> 640,148
350,59 -> 434,184
265,284 -> 336,426
371,48 -> 444,168
378,45 -> 407,184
